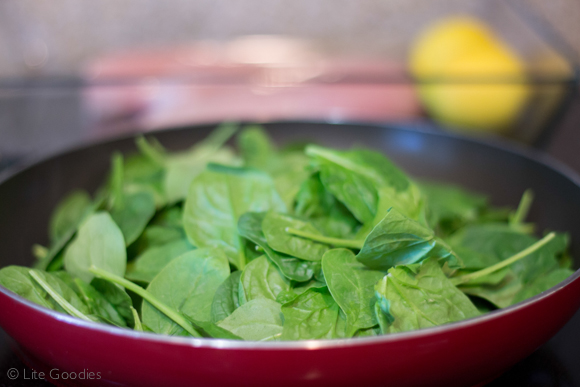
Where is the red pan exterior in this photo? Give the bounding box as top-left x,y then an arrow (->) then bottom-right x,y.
1,270 -> 580,387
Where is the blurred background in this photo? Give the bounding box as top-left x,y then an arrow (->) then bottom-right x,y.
1,1 -> 580,386
1,0 -> 579,173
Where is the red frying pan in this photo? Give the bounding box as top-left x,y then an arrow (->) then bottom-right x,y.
1,122 -> 579,387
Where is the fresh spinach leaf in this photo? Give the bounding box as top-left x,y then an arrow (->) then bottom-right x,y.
356,208 -> 461,271
72,278 -> 127,327
262,212 -> 330,261
420,181 -> 487,234
238,255 -> 290,305
122,154 -> 166,208
49,190 -> 92,244
28,270 -> 95,322
91,277 -> 135,327
89,266 -> 201,337
0,266 -> 87,315
216,298 -> 283,341
64,212 -> 127,283
281,288 -> 346,340
183,315 -> 243,340
164,148 -> 239,204
374,258 -> 480,334
306,145 -> 411,224
237,212 -> 319,282
110,191 -> 157,246
141,248 -> 229,335
126,239 -> 194,284
210,271 -> 242,323
36,192 -> 106,272
130,224 -> 186,258
163,123 -> 240,203
511,268 -> 574,304
183,166 -> 285,269
238,125 -> 310,208
238,124 -> 276,169
322,249 -> 384,336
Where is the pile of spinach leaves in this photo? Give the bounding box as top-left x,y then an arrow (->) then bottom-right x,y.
0,123 -> 573,341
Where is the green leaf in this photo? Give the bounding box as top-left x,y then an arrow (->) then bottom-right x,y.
163,122 -> 240,203
238,256 -> 290,305
275,278 -> 328,304
64,212 -> 127,283
448,224 -> 568,298
353,183 -> 427,241
354,326 -> 380,338
294,172 -> 336,219
28,270 -> 95,322
72,278 -> 127,327
374,258 -> 480,334
123,154 -> 166,208
306,145 -> 411,224
183,167 -> 285,269
238,125 -> 309,208
0,266 -> 88,315
54,272 -> 129,326
183,315 -> 243,340
420,181 -> 487,234
142,248 -> 230,336
512,268 -> 573,304
210,271 -> 242,323
91,277 -> 135,327
460,238 -> 573,308
452,267 -> 510,286
88,266 -> 201,337
107,152 -> 125,210
49,190 -> 92,244
135,136 -> 166,167
263,212 -> 330,261
131,306 -> 143,331
36,193 -> 106,272
164,148 -> 239,204
270,153 -> 310,209
356,208 -> 460,271
216,298 -> 283,341
238,212 -> 319,282
238,124 -> 277,169
126,239 -> 195,284
459,272 -> 524,309
322,249 -> 384,336
150,205 -> 184,228
110,191 -> 157,246
281,288 -> 347,340
447,223 -> 531,265
448,245 -> 499,271
130,224 -> 186,257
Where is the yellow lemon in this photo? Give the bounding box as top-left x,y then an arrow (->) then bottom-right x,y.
410,16 -> 530,134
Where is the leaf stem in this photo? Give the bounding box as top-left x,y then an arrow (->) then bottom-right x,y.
285,227 -> 364,249
510,189 -> 534,226
88,266 -> 202,337
110,152 -> 125,209
136,136 -> 166,166
29,270 -> 94,322
451,232 -> 555,286
131,306 -> 143,331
